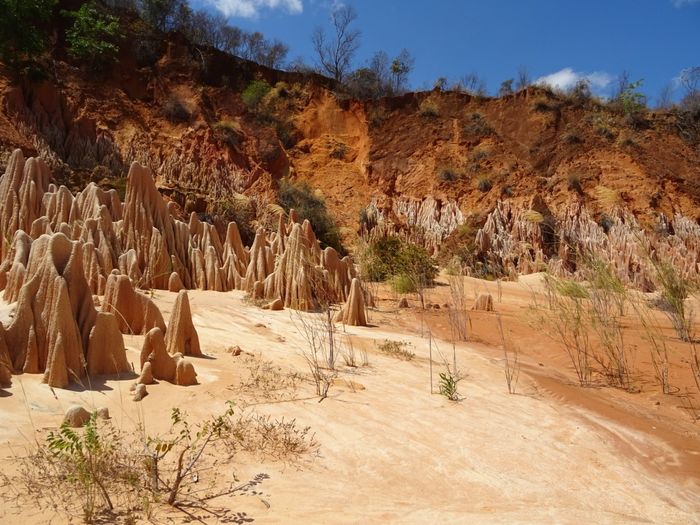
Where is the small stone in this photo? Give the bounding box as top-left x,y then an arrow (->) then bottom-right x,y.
63,405 -> 91,427
96,407 -> 110,420
133,383 -> 148,401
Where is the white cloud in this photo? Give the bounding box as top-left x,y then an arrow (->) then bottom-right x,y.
205,0 -> 303,18
671,0 -> 700,7
535,67 -> 613,92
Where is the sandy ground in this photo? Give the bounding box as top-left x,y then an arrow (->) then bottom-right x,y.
1,275 -> 700,524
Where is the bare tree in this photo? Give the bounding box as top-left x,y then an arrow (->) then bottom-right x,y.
457,72 -> 487,96
655,83 -> 674,109
516,65 -> 530,91
679,66 -> 700,112
312,5 -> 360,82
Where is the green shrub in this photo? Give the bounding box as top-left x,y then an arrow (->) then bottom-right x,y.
390,273 -> 416,293
63,2 -> 120,70
242,80 -> 272,111
438,167 -> 460,183
277,179 -> 344,253
477,175 -> 492,192
0,0 -> 56,65
213,120 -> 241,147
567,172 -> 583,194
419,98 -> 439,118
438,371 -> 460,400
377,339 -> 415,361
562,132 -> 582,144
162,96 -> 192,123
532,98 -> 554,112
329,142 -> 348,159
361,236 -> 437,286
463,112 -> 494,137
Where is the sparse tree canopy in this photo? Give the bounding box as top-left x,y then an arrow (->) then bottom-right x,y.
499,79 -> 514,97
312,4 -> 360,82
516,65 -> 530,91
0,0 -> 56,64
390,49 -> 414,94
64,2 -> 121,70
679,67 -> 700,113
457,72 -> 488,96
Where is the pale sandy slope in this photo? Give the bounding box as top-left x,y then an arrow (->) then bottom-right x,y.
1,286 -> 699,524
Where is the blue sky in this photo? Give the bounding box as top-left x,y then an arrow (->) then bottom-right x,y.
190,0 -> 700,104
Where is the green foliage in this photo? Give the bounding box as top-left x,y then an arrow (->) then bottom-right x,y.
277,179 -> 344,253
476,175 -> 493,192
618,79 -> 646,116
499,78 -> 514,97
361,236 -> 437,286
377,339 -> 415,361
242,80 -> 272,111
463,113 -> 494,137
213,119 -> 241,148
438,166 -> 461,183
419,98 -> 439,118
64,2 -> 120,69
329,142 -> 348,159
438,371 -> 460,401
653,260 -> 695,342
0,0 -> 56,64
389,273 -> 416,294
46,413 -> 128,520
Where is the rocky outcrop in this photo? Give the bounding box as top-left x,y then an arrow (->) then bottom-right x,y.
1,232 -> 130,388
102,271 -> 166,335
165,290 -> 201,357
334,278 -> 367,326
140,327 -> 197,386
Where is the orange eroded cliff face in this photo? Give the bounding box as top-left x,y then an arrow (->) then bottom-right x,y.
1,33 -> 698,250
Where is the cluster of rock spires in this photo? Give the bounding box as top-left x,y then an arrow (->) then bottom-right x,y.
0,149 -> 364,389
361,197 -> 464,255
473,197 -> 700,289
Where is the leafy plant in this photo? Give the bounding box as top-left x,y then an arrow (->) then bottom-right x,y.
242,80 -> 272,112
0,0 -> 56,65
462,112 -> 494,137
419,98 -> 439,118
438,370 -> 461,400
63,2 -> 120,70
213,120 -> 241,148
46,414 -> 124,521
145,403 -> 235,505
477,175 -> 493,192
377,339 -> 415,361
277,179 -> 344,254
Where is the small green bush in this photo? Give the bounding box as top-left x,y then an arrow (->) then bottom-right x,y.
477,175 -> 492,192
242,80 -> 272,111
419,98 -> 439,118
463,113 -> 494,137
329,142 -> 348,159
214,120 -> 241,147
533,98 -> 554,112
63,2 -> 120,70
361,236 -> 437,286
438,167 -> 460,183
390,273 -> 416,294
0,0 -> 56,65
567,172 -> 583,194
278,179 -> 344,254
438,371 -> 460,400
377,340 -> 415,361
162,96 -> 192,123
562,132 -> 582,144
